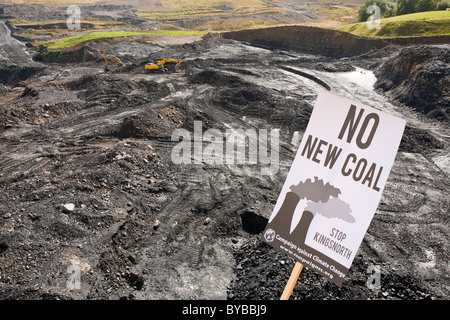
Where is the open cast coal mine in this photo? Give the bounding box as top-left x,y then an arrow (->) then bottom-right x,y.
0,3 -> 449,301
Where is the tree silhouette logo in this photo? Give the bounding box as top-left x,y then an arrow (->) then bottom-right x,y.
267,177 -> 355,245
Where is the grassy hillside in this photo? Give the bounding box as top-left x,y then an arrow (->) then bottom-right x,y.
0,0 -> 266,7
9,18 -> 128,39
2,0 -> 296,32
339,10 -> 450,38
4,1 -> 449,37
157,0 -> 266,10
298,5 -> 359,29
45,30 -> 205,50
0,0 -> 111,4
135,0 -> 286,31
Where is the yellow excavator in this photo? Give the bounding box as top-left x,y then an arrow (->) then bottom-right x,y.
145,58 -> 183,72
103,55 -> 126,71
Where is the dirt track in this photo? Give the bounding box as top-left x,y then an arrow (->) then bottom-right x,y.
0,17 -> 449,300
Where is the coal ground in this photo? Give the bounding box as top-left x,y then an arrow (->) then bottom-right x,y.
0,21 -> 449,300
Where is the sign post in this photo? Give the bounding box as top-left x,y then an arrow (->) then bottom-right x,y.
280,262 -> 303,300
262,90 -> 406,295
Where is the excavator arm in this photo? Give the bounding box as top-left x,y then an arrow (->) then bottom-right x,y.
145,58 -> 183,72
112,57 -> 126,69
103,55 -> 126,70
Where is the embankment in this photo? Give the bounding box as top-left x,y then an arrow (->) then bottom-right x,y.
223,25 -> 450,58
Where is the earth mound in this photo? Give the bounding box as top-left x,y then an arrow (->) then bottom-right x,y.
113,107 -> 186,140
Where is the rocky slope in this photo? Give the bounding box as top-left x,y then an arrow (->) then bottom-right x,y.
374,45 -> 450,123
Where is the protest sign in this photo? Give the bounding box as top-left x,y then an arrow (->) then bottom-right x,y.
262,90 -> 406,290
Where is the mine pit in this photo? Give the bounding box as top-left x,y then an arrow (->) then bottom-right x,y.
0,2 -> 449,300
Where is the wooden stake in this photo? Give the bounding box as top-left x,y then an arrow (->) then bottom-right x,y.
280,262 -> 303,300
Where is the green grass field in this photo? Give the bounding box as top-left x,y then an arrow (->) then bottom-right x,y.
44,30 -> 206,50
384,10 -> 450,20
339,10 -> 450,38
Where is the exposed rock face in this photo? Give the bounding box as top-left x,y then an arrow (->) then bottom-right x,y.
223,25 -> 450,60
223,26 -> 386,58
374,45 -> 450,122
36,42 -> 101,64
0,62 -> 43,86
